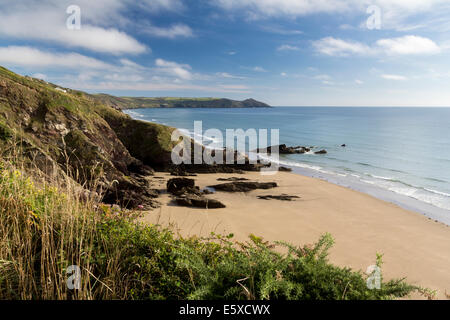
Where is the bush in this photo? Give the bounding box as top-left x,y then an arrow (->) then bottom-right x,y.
0,160 -> 419,300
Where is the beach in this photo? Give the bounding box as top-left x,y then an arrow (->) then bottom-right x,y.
141,171 -> 450,299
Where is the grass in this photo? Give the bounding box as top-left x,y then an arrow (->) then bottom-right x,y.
0,145 -> 426,300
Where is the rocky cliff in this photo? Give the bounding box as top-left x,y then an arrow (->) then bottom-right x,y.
0,66 -> 177,209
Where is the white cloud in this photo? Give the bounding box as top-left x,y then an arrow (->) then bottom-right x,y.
314,35 -> 442,56
213,0 -> 450,31
277,45 -> 301,51
155,59 -> 193,80
0,0 -> 189,54
355,79 -> 364,84
314,74 -> 332,81
381,74 -> 408,81
0,46 -> 111,69
376,35 -> 441,55
214,0 -> 351,17
313,37 -> 371,56
216,72 -> 246,79
213,0 -> 448,17
72,81 -> 250,94
248,66 -> 267,72
0,7 -> 146,54
280,72 -> 287,77
143,24 -> 194,39
104,74 -> 144,82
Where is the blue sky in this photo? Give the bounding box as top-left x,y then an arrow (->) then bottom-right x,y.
0,0 -> 450,106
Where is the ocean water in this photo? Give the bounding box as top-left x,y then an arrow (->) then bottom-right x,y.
124,107 -> 450,225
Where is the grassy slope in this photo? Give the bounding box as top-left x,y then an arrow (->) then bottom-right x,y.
0,66 -> 178,208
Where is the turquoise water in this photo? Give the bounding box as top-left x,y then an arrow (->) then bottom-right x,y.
125,107 -> 450,224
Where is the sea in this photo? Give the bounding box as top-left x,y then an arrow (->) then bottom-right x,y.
124,107 -> 450,225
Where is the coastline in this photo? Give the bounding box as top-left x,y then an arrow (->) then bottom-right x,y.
141,170 -> 450,299
124,108 -> 450,226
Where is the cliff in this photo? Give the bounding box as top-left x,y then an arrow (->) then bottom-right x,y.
0,66 -> 177,209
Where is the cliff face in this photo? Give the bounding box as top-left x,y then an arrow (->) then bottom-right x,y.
94,94 -> 271,110
0,66 -> 177,209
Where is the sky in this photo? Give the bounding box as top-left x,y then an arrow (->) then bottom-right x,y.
0,0 -> 450,106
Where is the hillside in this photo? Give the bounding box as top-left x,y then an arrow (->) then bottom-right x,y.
94,94 -> 271,110
0,66 -> 177,209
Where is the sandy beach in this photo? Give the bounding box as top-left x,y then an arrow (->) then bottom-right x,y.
141,171 -> 450,299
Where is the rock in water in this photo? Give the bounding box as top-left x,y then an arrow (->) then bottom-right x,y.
209,181 -> 278,192
315,150 -> 327,155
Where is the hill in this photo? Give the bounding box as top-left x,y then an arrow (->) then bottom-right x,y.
94,94 -> 271,110
0,66 -> 177,209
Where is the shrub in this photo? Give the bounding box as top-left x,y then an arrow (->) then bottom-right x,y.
0,159 -> 419,300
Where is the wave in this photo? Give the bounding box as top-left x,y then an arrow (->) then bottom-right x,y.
265,156 -> 450,211
362,176 -> 450,211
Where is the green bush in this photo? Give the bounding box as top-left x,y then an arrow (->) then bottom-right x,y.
0,162 -> 419,300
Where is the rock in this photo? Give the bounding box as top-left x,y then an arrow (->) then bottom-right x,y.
341,144 -> 346,147
170,167 -> 197,177
217,177 -> 250,182
315,150 -> 327,155
258,194 -> 300,201
175,195 -> 226,209
202,188 -> 214,195
256,144 -> 311,155
209,181 -> 278,192
167,178 -> 195,195
278,166 -> 292,172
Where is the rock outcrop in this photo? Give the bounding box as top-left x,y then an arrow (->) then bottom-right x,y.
209,181 -> 278,192
175,195 -> 226,209
257,194 -> 300,201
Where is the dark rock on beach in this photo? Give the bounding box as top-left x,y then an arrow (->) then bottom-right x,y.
175,194 -> 226,209
258,194 -> 300,201
167,178 -> 196,195
217,177 -> 250,182
209,181 -> 278,192
170,167 -> 198,177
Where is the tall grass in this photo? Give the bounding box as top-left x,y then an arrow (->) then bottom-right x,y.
0,142 -> 422,300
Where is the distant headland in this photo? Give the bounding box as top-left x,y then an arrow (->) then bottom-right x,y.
93,94 -> 271,110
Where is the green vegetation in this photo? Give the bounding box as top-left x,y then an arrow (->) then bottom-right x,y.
94,94 -> 270,110
0,155 -> 421,300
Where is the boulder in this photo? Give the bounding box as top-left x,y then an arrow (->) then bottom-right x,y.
258,194 -> 300,201
175,195 -> 226,209
209,181 -> 278,192
217,177 -> 250,182
315,150 -> 327,155
256,144 -> 311,155
167,178 -> 195,195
